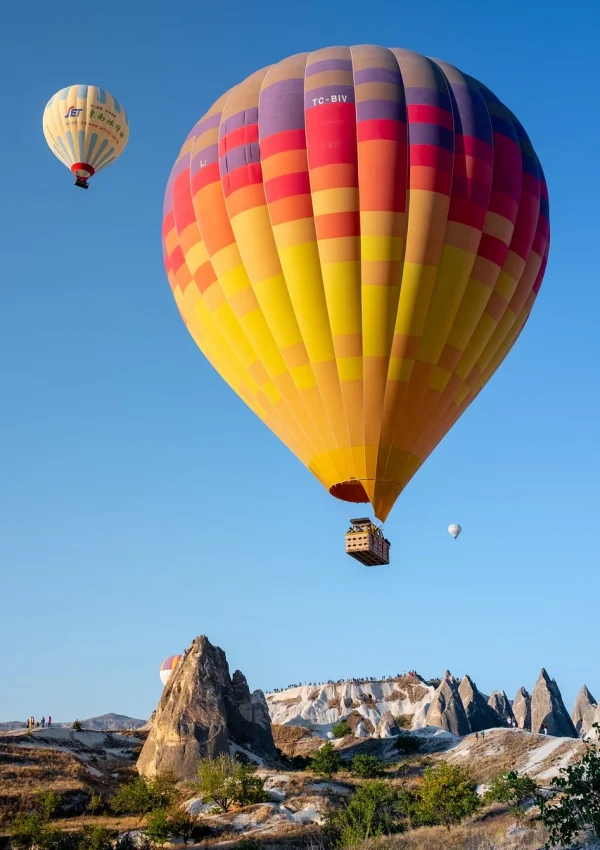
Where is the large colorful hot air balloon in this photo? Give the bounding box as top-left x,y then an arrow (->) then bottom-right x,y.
43,85 -> 129,189
160,655 -> 182,686
163,46 -> 549,525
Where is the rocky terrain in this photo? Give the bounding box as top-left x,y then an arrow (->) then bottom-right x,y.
2,637 -> 600,849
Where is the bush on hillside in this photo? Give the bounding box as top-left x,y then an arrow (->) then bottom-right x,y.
71,720 -> 83,732
35,791 -> 63,820
540,724 -> 600,846
110,775 -> 174,815
350,754 -> 384,778
311,742 -> 343,779
326,780 -> 403,847
332,720 -> 352,739
416,762 -> 481,830
196,755 -> 267,812
485,770 -> 538,822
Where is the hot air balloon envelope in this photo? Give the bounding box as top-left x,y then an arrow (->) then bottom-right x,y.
163,46 -> 549,523
159,654 -> 182,686
43,85 -> 129,188
448,524 -> 462,539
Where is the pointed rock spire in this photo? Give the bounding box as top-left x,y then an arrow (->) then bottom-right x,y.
488,690 -> 516,727
572,685 -> 598,734
458,675 -> 503,733
513,687 -> 532,731
530,668 -> 577,738
425,677 -> 470,736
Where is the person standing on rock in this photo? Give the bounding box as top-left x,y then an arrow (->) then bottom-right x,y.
481,730 -> 485,739
48,716 -> 52,727
41,717 -> 45,728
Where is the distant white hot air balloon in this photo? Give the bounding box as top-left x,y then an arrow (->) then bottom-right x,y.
448,524 -> 462,540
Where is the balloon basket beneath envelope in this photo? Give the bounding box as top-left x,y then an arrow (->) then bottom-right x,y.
345,518 -> 391,567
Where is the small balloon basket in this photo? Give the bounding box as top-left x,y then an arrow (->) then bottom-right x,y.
345,518 -> 391,567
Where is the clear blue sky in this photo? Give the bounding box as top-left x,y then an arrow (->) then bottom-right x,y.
1,0 -> 599,724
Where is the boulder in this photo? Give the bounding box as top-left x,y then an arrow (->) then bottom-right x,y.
137,636 -> 275,780
530,668 -> 577,738
425,676 -> 470,736
572,685 -> 597,734
488,691 -> 516,727
513,687 -> 532,731
458,676 -> 503,733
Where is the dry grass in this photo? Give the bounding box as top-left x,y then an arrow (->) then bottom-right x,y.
383,691 -> 408,703
346,712 -> 375,736
375,814 -> 548,850
272,725 -> 321,758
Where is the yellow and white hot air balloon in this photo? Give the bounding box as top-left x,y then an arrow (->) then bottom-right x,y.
43,85 -> 129,189
448,524 -> 462,540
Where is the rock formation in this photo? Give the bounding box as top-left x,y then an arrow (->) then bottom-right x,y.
458,676 -> 503,732
425,675 -> 470,736
513,687 -> 532,731
530,668 -> 577,738
375,711 -> 400,739
137,636 -> 275,780
572,685 -> 597,734
488,691 -> 516,726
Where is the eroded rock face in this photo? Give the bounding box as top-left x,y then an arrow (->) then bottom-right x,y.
137,636 -> 275,779
458,676 -> 503,733
425,677 -> 470,736
488,691 -> 516,726
375,711 -> 400,739
572,685 -> 597,734
530,669 -> 577,738
513,687 -> 532,731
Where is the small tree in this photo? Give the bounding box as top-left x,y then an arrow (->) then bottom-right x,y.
35,791 -> 63,820
231,763 -> 268,806
351,754 -> 384,778
81,826 -> 118,850
110,776 -> 173,815
332,720 -> 352,739
485,770 -> 538,822
417,761 -> 481,831
311,742 -> 343,779
326,781 -> 402,847
540,726 -> 600,846
71,719 -> 83,732
196,755 -> 239,812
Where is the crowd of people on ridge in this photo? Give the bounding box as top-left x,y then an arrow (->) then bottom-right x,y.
269,671 -> 422,693
26,716 -> 51,729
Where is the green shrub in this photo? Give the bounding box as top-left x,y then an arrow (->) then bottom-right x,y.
35,791 -> 63,820
540,724 -> 600,846
231,763 -> 268,806
326,780 -> 403,847
144,808 -> 170,845
87,793 -> 105,815
332,720 -> 352,739
485,770 -> 538,822
80,826 -> 117,850
350,754 -> 384,778
10,812 -> 47,848
311,742 -> 343,779
196,755 -> 266,812
394,734 -> 420,754
110,775 -> 173,815
71,720 -> 83,732
395,715 -> 412,729
416,761 -> 481,830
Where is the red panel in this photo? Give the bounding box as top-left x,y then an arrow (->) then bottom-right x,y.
261,129 -> 307,159
265,171 -> 311,203
407,104 -> 453,130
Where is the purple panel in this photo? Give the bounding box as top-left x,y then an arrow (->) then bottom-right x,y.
409,123 -> 454,150
259,77 -> 306,138
354,67 -> 403,87
356,99 -> 405,122
446,82 -> 492,143
220,107 -> 259,137
191,143 -> 219,176
304,85 -> 355,109
169,152 -> 191,185
194,111 -> 222,138
405,86 -> 451,109
305,58 -> 353,76
220,142 -> 261,175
